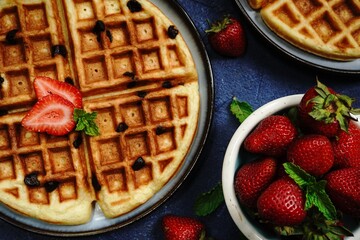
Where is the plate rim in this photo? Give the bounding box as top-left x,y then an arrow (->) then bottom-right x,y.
235,0 -> 360,75
0,0 -> 214,236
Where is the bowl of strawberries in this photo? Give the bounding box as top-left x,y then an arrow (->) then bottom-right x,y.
222,81 -> 360,240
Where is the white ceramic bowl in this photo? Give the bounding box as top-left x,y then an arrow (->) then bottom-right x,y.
222,94 -> 360,239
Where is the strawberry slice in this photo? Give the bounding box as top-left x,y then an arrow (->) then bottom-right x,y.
33,76 -> 82,108
21,94 -> 76,136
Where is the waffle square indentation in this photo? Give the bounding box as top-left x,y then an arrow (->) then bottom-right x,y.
112,51 -> 135,78
334,2 -> 358,24
134,164 -> 152,188
0,126 -> 10,150
0,7 -> 20,34
59,180 -> 77,202
2,41 -> 26,66
29,187 -> 48,204
140,48 -> 162,72
75,1 -> 95,21
104,168 -> 127,192
134,18 -> 157,43
294,0 -> 323,17
24,4 -> 48,31
99,138 -> 123,165
0,157 -> 15,180
96,107 -> 116,134
20,152 -> 44,174
148,97 -> 172,123
167,45 -> 182,68
311,12 -> 340,43
17,125 -> 40,147
108,22 -> 130,48
274,3 -> 300,28
176,95 -> 188,118
104,0 -> 122,16
125,132 -> 150,159
155,128 -> 175,154
120,101 -> 145,127
30,35 -> 52,62
80,28 -> 103,53
49,147 -> 74,173
6,70 -> 32,97
34,64 -> 58,80
83,56 -> 108,84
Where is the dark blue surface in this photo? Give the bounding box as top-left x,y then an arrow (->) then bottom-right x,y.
1,0 -> 360,239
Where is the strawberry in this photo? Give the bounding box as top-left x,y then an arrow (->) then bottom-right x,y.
257,177 -> 306,226
234,157 -> 277,209
244,115 -> 298,156
21,94 -> 76,136
162,215 -> 206,240
325,168 -> 360,217
33,76 -> 82,108
332,120 -> 360,169
287,134 -> 334,177
206,16 -> 246,57
298,80 -> 360,137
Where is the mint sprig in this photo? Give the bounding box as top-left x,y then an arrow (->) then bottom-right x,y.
194,182 -> 224,216
230,97 -> 253,123
73,108 -> 100,136
283,162 -> 337,221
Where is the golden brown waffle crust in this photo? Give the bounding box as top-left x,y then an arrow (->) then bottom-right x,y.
248,0 -> 360,61
0,0 -> 199,225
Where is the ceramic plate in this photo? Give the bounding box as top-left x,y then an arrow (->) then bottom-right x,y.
0,0 -> 214,236
235,0 -> 360,74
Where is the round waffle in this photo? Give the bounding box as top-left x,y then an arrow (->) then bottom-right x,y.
0,0 -> 199,224
248,0 -> 360,61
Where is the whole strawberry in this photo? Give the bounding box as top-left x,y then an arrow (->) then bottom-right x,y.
206,16 -> 246,57
325,168 -> 360,217
332,120 -> 360,169
257,178 -> 306,226
287,134 -> 334,177
244,115 -> 298,156
162,215 -> 206,240
298,80 -> 360,137
234,157 -> 277,209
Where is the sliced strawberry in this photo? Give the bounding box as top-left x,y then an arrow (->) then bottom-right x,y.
21,94 -> 76,136
33,76 -> 82,108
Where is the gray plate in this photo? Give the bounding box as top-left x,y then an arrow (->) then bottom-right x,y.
0,0 -> 214,236
235,0 -> 360,74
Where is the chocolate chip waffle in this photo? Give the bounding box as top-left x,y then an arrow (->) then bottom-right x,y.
248,0 -> 360,60
0,0 -> 199,224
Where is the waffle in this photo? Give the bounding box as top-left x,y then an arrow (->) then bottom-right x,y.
0,0 -> 199,224
248,0 -> 360,60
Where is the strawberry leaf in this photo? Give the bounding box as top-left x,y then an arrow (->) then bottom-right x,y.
283,162 -> 316,188
230,97 -> 253,123
74,109 -> 100,136
194,182 -> 224,216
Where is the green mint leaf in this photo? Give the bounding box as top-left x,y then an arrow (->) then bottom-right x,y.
194,182 -> 224,216
230,97 -> 253,123
74,109 -> 100,136
307,181 -> 337,221
283,162 -> 316,188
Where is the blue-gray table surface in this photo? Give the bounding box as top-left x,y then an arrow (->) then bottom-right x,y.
2,0 -> 360,239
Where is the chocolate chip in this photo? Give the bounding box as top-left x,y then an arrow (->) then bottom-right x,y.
137,91 -> 147,98
51,45 -> 67,58
0,110 -> 8,116
64,77 -> 74,85
6,29 -> 18,45
116,122 -> 128,132
162,81 -> 172,89
24,172 -> 40,187
123,71 -> 135,79
127,81 -> 137,88
93,20 -> 106,33
167,25 -> 179,39
91,174 -> 101,192
127,0 -> 142,13
132,157 -> 145,171
106,29 -> 113,43
44,181 -> 59,192
155,126 -> 167,135
73,134 -> 83,148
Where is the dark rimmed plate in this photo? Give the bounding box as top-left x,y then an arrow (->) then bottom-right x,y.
235,0 -> 360,74
0,0 -> 214,236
